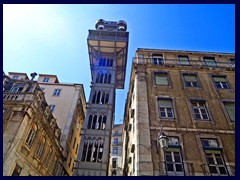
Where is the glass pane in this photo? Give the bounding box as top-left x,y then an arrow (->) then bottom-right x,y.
195,114 -> 201,119
166,154 -> 172,162
207,157 -> 215,164
225,102 -> 235,121
209,166 -> 218,174
219,167 -> 227,174
174,153 -> 181,162
216,157 -> 224,165
155,75 -> 168,85
167,163 -> 174,171
175,164 -> 183,172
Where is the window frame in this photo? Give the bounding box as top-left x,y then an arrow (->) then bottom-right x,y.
211,75 -> 230,90
222,100 -> 235,122
152,54 -> 164,65
42,77 -> 49,83
49,105 -> 56,112
53,89 -> 61,96
112,147 -> 118,155
203,57 -> 217,68
157,97 -> 175,119
178,55 -> 190,66
154,71 -> 170,86
190,99 -> 211,121
182,72 -> 200,88
25,123 -> 38,148
35,136 -> 46,159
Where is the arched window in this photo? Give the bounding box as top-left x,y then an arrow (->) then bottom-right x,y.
106,58 -> 110,66
87,115 -> 93,129
107,73 -> 111,84
43,147 -> 53,167
96,91 -> 101,104
105,93 -> 109,104
35,136 -> 45,159
102,116 -> 107,130
96,72 -> 100,83
81,139 -> 104,163
102,58 -> 106,66
92,115 -> 97,129
104,73 -> 108,83
99,58 -> 103,66
92,91 -> 96,103
110,59 -> 113,67
97,115 -> 102,130
26,123 -> 38,148
101,92 -> 105,104
100,73 -> 104,83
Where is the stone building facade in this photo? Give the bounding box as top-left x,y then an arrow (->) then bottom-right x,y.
122,48 -> 235,176
6,72 -> 87,176
36,74 -> 86,176
3,73 -> 66,176
109,124 -> 123,176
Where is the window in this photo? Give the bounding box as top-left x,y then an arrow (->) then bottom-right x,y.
113,147 -> 118,154
43,148 -> 52,167
183,73 -> 199,87
154,72 -> 169,86
11,164 -> 22,176
10,83 -> 25,93
35,137 -> 46,159
229,58 -> 235,68
158,98 -> 174,118
201,139 -> 228,176
164,138 -> 184,176
49,105 -> 55,112
114,131 -> 119,136
204,57 -> 217,67
152,54 -> 164,65
87,114 -> 107,130
43,78 -> 49,82
223,101 -> 235,122
178,55 -> 190,65
190,100 -> 210,120
113,138 -> 118,144
51,156 -> 57,175
26,123 -> 38,148
81,139 -> 104,162
40,87 -> 45,91
53,89 -> 61,96
212,75 -> 230,89
12,75 -> 19,79
92,90 -> 109,104
112,158 -> 117,168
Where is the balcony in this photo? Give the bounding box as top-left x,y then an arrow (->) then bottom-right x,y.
132,57 -> 235,70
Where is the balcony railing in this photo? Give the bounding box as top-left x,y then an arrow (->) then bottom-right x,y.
132,57 -> 235,70
158,161 -> 195,176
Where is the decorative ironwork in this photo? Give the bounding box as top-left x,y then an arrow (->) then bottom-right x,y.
132,57 -> 235,70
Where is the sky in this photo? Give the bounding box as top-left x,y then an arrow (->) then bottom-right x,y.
3,4 -> 235,124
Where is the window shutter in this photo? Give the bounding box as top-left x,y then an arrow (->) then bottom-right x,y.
213,76 -> 226,82
158,99 -> 172,108
184,74 -> 197,82
155,74 -> 168,85
225,102 -> 235,121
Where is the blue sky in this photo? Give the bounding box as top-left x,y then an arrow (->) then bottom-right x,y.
3,4 -> 235,124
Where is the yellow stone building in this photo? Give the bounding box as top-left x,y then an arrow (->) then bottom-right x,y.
3,73 -> 66,176
122,48 -> 235,176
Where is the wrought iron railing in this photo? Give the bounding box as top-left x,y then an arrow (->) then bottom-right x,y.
132,57 -> 235,70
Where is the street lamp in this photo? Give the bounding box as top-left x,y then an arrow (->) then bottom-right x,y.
158,124 -> 169,150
